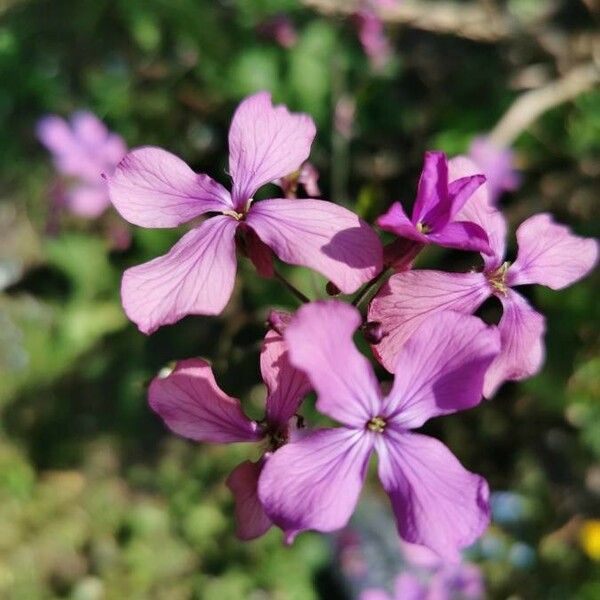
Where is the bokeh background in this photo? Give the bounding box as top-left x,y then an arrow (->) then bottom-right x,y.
0,0 -> 599,598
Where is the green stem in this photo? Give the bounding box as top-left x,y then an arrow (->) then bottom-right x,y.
274,269 -> 311,304
351,268 -> 391,309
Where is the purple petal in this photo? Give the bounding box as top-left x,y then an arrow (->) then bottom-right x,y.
108,147 -> 233,227
427,221 -> 491,255
382,312 -> 500,428
148,358 -> 260,443
284,301 -> 382,428
246,199 -> 383,294
394,573 -> 428,600
376,429 -> 490,561
413,151 -> 449,227
377,202 -> 428,244
226,460 -> 272,540
508,213 -> 598,290
67,184 -> 111,218
449,156 -> 507,268
261,329 -> 311,427
228,92 -> 316,208
258,428 -> 374,541
121,215 -> 238,334
484,290 -> 546,397
447,174 -> 486,219
369,270 -> 490,372
37,115 -> 74,155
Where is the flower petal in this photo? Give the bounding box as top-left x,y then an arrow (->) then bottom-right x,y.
427,220 -> 491,255
483,290 -> 546,397
246,199 -> 383,293
108,147 -> 233,227
258,428 -> 373,541
229,92 -> 316,208
382,312 -> 500,428
284,301 -> 382,427
226,460 -> 272,541
449,156 -> 507,268
261,329 -> 311,427
447,174 -> 486,219
121,215 -> 238,334
376,429 -> 490,561
413,151 -> 448,226
508,213 -> 598,290
67,185 -> 111,218
377,202 -> 428,244
148,358 -> 260,443
369,270 -> 490,372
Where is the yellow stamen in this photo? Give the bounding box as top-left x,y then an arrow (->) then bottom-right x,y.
488,261 -> 510,295
367,416 -> 386,433
416,222 -> 431,234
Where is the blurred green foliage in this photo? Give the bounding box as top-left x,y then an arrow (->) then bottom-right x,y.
0,0 -> 598,598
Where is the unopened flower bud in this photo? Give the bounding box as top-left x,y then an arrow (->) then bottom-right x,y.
362,321 -> 387,345
267,309 -> 293,335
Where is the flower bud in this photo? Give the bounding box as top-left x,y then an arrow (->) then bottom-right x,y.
362,321 -> 387,345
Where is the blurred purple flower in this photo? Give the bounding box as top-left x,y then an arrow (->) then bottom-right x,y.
148,329 -> 310,541
354,8 -> 392,70
468,136 -> 520,204
369,156 -> 598,396
37,111 -> 126,218
257,14 -> 298,48
107,92 -> 382,333
275,161 -> 321,198
258,301 -> 499,559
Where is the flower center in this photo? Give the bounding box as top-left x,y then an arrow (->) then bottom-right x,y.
367,416 -> 386,433
223,209 -> 245,221
416,222 -> 431,234
487,261 -> 510,295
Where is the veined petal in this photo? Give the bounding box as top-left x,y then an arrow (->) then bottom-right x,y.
377,202 -> 428,244
246,199 -> 382,294
108,147 -> 233,227
369,271 -> 490,373
484,290 -> 546,397
258,428 -> 374,541
148,358 -> 260,443
508,213 -> 598,290
413,151 -> 448,226
261,329 -> 311,427
449,156 -> 507,268
226,460 -> 272,541
121,215 -> 238,334
427,221 -> 491,255
383,312 -> 500,428
284,301 -> 382,427
376,429 -> 490,561
229,92 -> 316,208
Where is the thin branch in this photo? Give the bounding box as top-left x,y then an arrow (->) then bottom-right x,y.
273,269 -> 311,304
302,0 -> 513,43
489,62 -> 600,146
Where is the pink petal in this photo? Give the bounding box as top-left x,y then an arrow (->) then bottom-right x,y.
377,202 -> 428,244
121,215 -> 238,334
383,312 -> 500,428
228,92 -> 316,208
226,460 -> 272,540
261,329 -> 311,427
148,358 -> 260,443
394,573 -> 427,600
72,111 -> 109,146
447,174 -> 486,219
284,301 -> 382,428
412,151 -> 448,226
37,115 -> 74,155
449,156 -> 507,268
368,270 -> 490,372
108,147 -> 233,228
67,184 -> 111,218
246,199 -> 383,294
258,428 -> 374,541
483,290 -> 546,397
376,429 -> 490,561
427,220 -> 491,255
508,213 -> 598,290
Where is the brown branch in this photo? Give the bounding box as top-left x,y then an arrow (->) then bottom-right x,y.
302,0 -> 513,43
489,62 -> 600,146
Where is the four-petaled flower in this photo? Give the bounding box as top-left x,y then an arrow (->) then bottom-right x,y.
369,156 -> 598,397
258,301 -> 500,560
148,327 -> 310,540
107,91 -> 382,334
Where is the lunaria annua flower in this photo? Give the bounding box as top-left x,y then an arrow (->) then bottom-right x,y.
258,300 -> 500,560
107,91 -> 382,333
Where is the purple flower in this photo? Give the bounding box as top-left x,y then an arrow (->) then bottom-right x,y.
468,136 -> 520,204
354,8 -> 392,70
258,301 -> 500,560
377,151 -> 491,255
369,156 -> 598,396
107,92 -> 382,333
148,328 -> 310,541
275,161 -> 321,198
37,111 -> 126,218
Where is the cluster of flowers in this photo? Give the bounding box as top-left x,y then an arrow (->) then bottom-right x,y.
96,92 -> 596,561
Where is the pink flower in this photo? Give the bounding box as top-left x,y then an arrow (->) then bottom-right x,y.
377,151 -> 491,255
258,301 -> 500,560
468,136 -> 520,204
148,328 -> 310,541
369,156 -> 598,397
354,8 -> 392,70
37,111 -> 126,218
107,92 -> 382,333
275,161 -> 321,198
